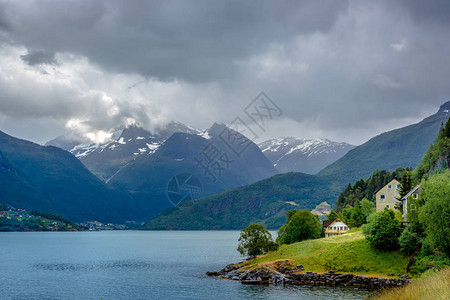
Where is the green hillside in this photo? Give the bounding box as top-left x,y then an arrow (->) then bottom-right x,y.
318,102 -> 450,186
247,230 -> 408,277
144,172 -> 338,230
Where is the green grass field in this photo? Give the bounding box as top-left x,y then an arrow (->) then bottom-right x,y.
247,229 -> 409,277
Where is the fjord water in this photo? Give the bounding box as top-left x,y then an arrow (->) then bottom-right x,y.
0,231 -> 370,300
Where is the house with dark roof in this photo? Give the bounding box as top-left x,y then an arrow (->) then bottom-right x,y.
401,184 -> 421,222
323,217 -> 349,237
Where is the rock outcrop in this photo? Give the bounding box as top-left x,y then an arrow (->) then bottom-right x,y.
207,260 -> 411,289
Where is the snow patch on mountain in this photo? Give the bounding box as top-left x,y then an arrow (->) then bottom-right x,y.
258,137 -> 354,174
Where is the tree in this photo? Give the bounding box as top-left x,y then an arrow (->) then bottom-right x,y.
360,198 -> 375,223
399,227 -> 420,255
286,209 -> 298,223
326,209 -> 338,221
396,170 -> 413,211
415,119 -> 450,180
419,172 -> 450,255
342,205 -> 353,224
237,224 -> 273,258
277,210 -> 322,245
349,200 -> 365,227
363,208 -> 402,250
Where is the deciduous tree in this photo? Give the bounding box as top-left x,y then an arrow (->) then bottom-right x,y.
277,210 -> 322,245
237,223 -> 273,258
363,208 -> 402,250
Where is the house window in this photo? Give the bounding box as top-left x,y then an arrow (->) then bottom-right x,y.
414,194 -> 419,199
388,185 -> 392,189
380,194 -> 385,200
344,226 -> 347,230
386,204 -> 390,208
397,185 -> 400,189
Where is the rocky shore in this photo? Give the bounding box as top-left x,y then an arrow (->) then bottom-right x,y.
207,260 -> 411,289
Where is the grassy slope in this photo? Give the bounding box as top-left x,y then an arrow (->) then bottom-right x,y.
248,230 -> 409,277
370,267 -> 450,300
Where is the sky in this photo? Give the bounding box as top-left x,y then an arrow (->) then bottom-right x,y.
1,0 -> 450,145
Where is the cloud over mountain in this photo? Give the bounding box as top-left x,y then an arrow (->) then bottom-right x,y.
1,0 -> 450,144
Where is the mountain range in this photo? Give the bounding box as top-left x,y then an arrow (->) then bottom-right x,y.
46,122 -> 201,181
106,123 -> 277,219
258,137 -> 354,174
318,101 -> 450,184
146,101 -> 450,229
0,130 -> 136,223
3,101 -> 449,227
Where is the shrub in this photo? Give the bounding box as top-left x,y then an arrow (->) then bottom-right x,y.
363,208 -> 402,250
276,210 -> 322,245
399,227 -> 420,255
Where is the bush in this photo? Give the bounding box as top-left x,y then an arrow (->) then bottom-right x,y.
399,228 -> 420,255
363,208 -> 402,250
419,236 -> 434,257
276,210 -> 322,245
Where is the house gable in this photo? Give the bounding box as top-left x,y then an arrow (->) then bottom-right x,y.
324,217 -> 349,237
375,179 -> 401,213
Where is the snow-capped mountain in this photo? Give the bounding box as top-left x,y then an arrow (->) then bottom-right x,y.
46,122 -> 202,181
258,137 -> 355,174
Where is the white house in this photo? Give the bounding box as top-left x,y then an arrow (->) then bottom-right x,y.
323,217 -> 349,237
401,184 -> 421,222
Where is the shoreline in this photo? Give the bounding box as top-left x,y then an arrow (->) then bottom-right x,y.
207,260 -> 411,290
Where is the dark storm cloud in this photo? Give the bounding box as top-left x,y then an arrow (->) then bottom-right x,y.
400,0 -> 450,24
0,0 -> 450,145
0,0 -> 348,82
21,50 -> 57,66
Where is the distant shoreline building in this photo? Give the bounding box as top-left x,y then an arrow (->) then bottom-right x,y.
375,179 -> 401,213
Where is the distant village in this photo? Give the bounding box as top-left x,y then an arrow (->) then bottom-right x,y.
0,205 -> 130,231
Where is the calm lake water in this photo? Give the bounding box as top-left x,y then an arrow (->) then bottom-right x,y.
0,231 -> 371,300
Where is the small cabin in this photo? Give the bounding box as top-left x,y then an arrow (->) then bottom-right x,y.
323,217 -> 349,237
375,179 -> 401,212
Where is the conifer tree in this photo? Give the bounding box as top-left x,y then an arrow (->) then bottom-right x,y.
395,170 -> 413,210
349,200 -> 365,227
326,209 -> 338,221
